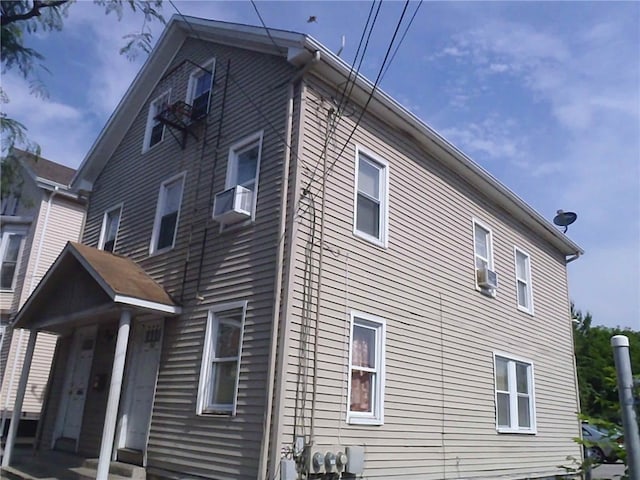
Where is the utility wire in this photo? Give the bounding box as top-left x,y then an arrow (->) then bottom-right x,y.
250,0 -> 285,55
335,0 -> 380,115
321,0 -> 411,184
380,0 -> 423,82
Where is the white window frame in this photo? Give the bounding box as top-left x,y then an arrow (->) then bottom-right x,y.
224,131 -> 263,222
514,247 -> 534,315
197,300 -> 247,416
347,310 -> 386,425
0,228 -> 26,291
98,204 -> 123,252
142,89 -> 171,153
353,146 -> 389,248
186,58 -> 215,117
472,217 -> 495,294
493,352 -> 537,434
149,172 -> 186,255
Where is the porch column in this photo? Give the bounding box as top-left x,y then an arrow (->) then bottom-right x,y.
96,310 -> 131,480
2,330 -> 37,467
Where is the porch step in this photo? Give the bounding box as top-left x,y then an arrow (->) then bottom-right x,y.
1,464 -> 131,480
83,458 -> 146,479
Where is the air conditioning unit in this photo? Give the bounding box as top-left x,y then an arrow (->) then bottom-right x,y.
212,185 -> 252,223
477,267 -> 499,289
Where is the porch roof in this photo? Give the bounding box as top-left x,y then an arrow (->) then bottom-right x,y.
13,242 -> 181,333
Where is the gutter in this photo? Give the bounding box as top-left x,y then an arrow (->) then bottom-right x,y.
259,50 -> 320,480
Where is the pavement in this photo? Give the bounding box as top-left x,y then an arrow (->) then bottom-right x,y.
591,462 -> 626,480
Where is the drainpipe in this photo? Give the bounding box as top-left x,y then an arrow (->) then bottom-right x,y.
0,187 -> 59,437
259,50 -> 320,480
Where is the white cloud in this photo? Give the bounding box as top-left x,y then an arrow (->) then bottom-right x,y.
428,10 -> 639,328
2,73 -> 96,167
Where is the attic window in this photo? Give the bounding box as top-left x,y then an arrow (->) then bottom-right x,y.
143,90 -> 171,152
187,59 -> 215,121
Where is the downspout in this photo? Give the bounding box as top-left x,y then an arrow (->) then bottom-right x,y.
0,187 -> 58,433
259,50 -> 320,480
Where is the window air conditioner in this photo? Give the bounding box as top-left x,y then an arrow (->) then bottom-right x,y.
477,267 -> 498,289
212,185 -> 252,223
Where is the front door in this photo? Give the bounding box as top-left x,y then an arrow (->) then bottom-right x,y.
54,326 -> 97,448
119,320 -> 163,455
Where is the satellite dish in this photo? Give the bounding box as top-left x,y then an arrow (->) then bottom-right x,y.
553,209 -> 577,233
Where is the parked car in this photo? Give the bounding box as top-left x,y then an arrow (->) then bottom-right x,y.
581,422 -> 625,464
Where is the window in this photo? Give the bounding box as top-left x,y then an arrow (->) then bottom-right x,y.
514,248 -> 534,313
150,173 -> 185,254
473,218 -> 494,290
143,90 -> 170,151
187,59 -> 215,120
197,301 -> 246,415
354,148 -> 388,246
99,205 -> 122,253
0,231 -> 25,290
348,312 -> 386,425
494,353 -> 536,433
225,132 -> 263,220
1,193 -> 20,216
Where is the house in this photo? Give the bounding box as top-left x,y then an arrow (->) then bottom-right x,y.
1,16 -> 584,480
0,151 -> 86,442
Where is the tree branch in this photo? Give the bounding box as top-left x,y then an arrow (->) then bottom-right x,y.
1,0 -> 70,26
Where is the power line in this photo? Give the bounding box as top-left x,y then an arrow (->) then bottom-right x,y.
250,0 -> 285,55
380,0 -> 423,82
335,0 -> 381,116
301,0 -> 413,196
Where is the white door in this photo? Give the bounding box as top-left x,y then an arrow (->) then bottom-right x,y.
121,320 -> 162,451
56,326 -> 97,443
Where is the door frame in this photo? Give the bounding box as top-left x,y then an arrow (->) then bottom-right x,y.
114,318 -> 164,465
51,325 -> 98,450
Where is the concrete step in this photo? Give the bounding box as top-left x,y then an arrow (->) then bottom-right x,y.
82,458 -> 146,480
69,465 -> 131,480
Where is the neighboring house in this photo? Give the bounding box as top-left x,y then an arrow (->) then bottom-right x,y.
0,151 -> 86,441
3,16 -> 584,480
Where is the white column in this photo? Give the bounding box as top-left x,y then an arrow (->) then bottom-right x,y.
96,310 -> 131,480
2,331 -> 37,467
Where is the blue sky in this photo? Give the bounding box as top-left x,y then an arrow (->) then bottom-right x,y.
4,1 -> 639,330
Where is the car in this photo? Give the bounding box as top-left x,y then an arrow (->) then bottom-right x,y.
581,422 -> 625,464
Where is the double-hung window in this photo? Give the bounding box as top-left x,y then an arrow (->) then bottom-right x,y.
494,353 -> 536,433
348,312 -> 386,425
187,59 -> 215,120
473,219 -> 495,290
225,132 -> 263,219
354,148 -> 388,247
197,301 -> 246,415
150,173 -> 185,254
0,231 -> 25,290
143,90 -> 170,152
99,205 -> 122,253
514,248 -> 534,314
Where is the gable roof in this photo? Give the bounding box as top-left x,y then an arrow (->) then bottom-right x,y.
14,242 -> 180,332
13,148 -> 75,189
72,15 -> 583,257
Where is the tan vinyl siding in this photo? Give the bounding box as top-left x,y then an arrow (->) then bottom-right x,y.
18,195 -> 85,309
279,76 -> 580,478
81,37 -> 294,479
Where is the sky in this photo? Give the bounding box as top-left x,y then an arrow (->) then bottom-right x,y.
3,1 -> 639,330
